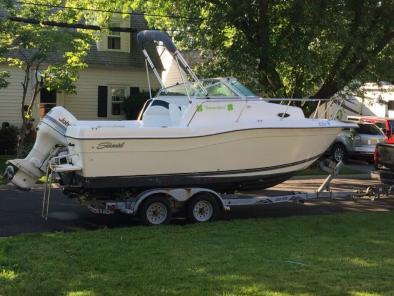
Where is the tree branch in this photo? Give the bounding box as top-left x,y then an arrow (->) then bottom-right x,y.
318,1 -> 365,92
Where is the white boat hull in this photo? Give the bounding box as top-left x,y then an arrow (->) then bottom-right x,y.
65,126 -> 341,192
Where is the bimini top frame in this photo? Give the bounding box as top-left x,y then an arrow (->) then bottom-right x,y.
137,30 -> 208,96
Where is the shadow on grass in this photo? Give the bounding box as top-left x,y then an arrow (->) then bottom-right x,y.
1,211 -> 394,295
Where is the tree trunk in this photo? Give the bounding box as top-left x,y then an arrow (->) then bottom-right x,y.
16,66 -> 31,158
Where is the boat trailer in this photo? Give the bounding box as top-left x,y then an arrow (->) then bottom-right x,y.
40,159 -> 384,225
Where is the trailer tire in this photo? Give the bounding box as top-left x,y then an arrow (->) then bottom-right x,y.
187,193 -> 219,223
139,195 -> 172,225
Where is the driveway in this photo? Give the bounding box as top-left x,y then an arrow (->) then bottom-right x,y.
0,176 -> 394,237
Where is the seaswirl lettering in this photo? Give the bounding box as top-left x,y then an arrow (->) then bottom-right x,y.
96,142 -> 125,149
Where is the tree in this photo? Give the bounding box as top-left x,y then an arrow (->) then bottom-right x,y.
127,0 -> 393,101
0,0 -> 112,156
0,71 -> 9,88
0,0 -> 11,89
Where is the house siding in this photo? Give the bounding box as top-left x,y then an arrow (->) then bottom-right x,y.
0,65 -> 33,126
97,15 -> 131,53
158,46 -> 184,87
0,65 -> 160,126
62,67 -> 160,120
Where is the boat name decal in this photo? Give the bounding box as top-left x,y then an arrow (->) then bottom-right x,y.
96,142 -> 125,149
58,117 -> 70,127
318,121 -> 330,127
197,105 -> 233,112
204,106 -> 225,110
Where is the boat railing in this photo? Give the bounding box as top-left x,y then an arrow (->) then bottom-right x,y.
140,96 -> 344,123
261,97 -> 346,120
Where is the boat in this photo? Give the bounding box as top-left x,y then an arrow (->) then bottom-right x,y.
5,30 -> 353,196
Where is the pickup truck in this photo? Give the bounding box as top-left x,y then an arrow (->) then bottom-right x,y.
374,143 -> 394,185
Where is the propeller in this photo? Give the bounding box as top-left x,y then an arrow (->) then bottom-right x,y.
3,165 -> 15,181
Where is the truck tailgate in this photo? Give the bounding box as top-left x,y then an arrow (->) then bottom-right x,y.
377,143 -> 394,169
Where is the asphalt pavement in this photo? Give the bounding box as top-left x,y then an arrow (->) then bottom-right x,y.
1,173 -> 394,237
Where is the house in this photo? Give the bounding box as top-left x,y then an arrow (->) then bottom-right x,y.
158,47 -> 205,87
0,13 -> 162,126
315,82 -> 394,120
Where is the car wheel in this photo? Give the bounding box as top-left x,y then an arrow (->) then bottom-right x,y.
332,143 -> 347,163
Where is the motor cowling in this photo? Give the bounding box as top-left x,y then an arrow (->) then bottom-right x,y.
5,107 -> 77,190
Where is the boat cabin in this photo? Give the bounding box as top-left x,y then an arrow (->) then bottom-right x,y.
141,78 -> 260,127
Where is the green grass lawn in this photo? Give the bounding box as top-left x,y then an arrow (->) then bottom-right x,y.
1,211 -> 393,295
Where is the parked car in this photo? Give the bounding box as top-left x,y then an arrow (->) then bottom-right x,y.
374,143 -> 394,185
330,122 -> 386,162
347,116 -> 394,144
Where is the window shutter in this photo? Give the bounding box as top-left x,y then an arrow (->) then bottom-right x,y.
130,87 -> 140,96
97,86 -> 108,117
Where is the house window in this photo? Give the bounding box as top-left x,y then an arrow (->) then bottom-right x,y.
39,88 -> 57,118
110,87 -> 127,116
107,24 -> 121,50
388,101 -> 394,110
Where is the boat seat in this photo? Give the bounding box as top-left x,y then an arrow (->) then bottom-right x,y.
142,105 -> 172,127
142,99 -> 187,127
169,104 -> 185,126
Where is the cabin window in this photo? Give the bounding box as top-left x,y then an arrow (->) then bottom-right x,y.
388,101 -> 394,110
107,23 -> 121,50
109,86 -> 127,117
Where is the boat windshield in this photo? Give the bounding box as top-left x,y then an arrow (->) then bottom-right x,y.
200,79 -> 237,97
158,78 -> 255,98
228,79 -> 256,97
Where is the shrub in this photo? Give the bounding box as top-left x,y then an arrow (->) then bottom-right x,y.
0,122 -> 36,156
123,90 -> 158,120
19,130 -> 36,157
0,124 -> 18,155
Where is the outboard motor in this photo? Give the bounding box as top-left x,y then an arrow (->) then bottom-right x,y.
5,107 -> 77,190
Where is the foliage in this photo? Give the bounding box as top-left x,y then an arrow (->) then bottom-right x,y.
1,212 -> 394,295
0,0 -> 110,156
18,128 -> 36,157
122,90 -> 158,120
0,71 -> 9,89
0,124 -> 18,155
0,3 -> 95,108
127,0 -> 393,100
0,122 -> 35,157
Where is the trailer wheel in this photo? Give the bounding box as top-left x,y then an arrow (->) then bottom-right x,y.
187,193 -> 219,223
139,195 -> 172,225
